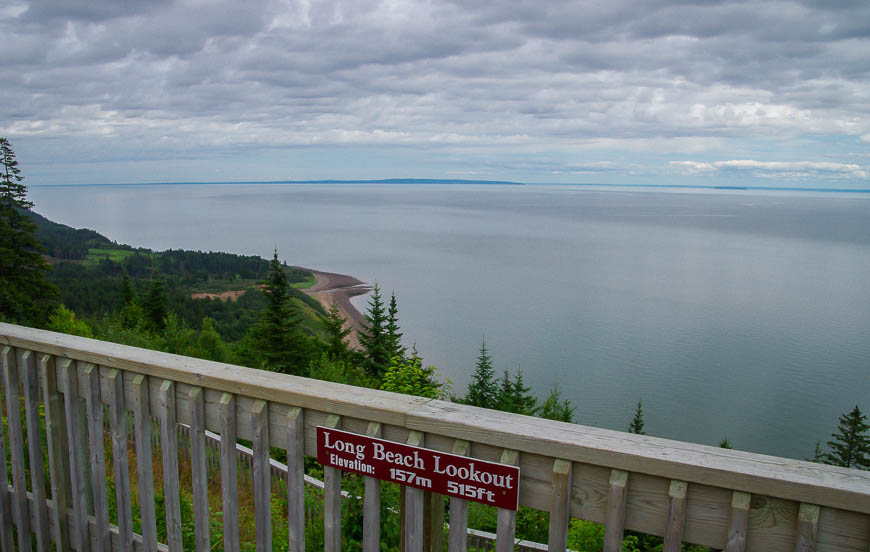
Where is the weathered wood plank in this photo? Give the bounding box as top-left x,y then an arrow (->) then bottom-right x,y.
448,440 -> 471,552
405,431 -> 425,552
107,368 -> 134,550
62,359 -> 91,551
3,324 -> 869,516
0,350 -> 13,552
324,414 -> 342,552
496,449 -> 520,552
363,421 -> 383,552
132,374 -> 158,552
83,363 -> 111,551
286,406 -> 304,552
2,347 -> 31,551
726,491 -> 752,552
252,399 -> 271,552
39,355 -> 71,552
662,480 -> 687,552
20,351 -> 50,552
604,469 -> 629,552
220,392 -> 240,552
190,387 -> 210,551
794,503 -> 820,552
158,379 -> 183,552
548,459 -> 572,552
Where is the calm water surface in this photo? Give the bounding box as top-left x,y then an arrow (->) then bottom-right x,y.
29,183 -> 870,459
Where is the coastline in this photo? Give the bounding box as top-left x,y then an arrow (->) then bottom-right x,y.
299,268 -> 371,349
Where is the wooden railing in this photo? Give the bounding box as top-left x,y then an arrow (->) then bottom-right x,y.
1,322 -> 869,552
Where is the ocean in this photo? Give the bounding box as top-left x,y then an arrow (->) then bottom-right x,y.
29,182 -> 870,459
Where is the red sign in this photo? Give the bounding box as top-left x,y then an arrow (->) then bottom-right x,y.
316,426 -> 520,510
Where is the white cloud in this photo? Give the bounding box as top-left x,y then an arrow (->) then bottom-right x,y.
670,160 -> 869,179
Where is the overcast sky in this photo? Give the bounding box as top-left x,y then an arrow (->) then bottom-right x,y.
2,0 -> 869,186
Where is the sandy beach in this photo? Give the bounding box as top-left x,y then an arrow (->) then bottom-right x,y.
299,268 -> 371,349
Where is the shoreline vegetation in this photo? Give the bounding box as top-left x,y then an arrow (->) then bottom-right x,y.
299,268 -> 371,350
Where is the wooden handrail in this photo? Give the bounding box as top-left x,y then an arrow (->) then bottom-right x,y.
2,322 -> 869,552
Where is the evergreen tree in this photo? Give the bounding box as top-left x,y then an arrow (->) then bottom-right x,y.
380,351 -> 446,400
120,271 -> 136,307
719,438 -> 733,449
539,383 -> 575,423
142,267 -> 168,331
358,284 -> 389,380
195,317 -> 228,362
385,292 -> 406,362
496,368 -> 538,416
252,251 -> 309,375
823,405 -> 870,469
0,137 -> 57,325
464,338 -> 499,409
322,300 -> 352,360
628,400 -> 646,435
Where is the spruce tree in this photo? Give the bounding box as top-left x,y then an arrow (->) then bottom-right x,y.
322,300 -> 351,360
252,251 -> 309,375
465,338 -> 498,409
628,400 -> 646,435
142,267 -> 168,331
0,137 -> 57,325
496,368 -> 538,416
539,383 -> 575,423
823,405 -> 870,469
358,284 -> 389,380
385,292 -> 406,362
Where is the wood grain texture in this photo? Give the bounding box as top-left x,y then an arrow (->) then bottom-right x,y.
83,363 -> 110,552
548,458 -> 573,552
363,422 -> 383,552
107,368 -> 133,550
190,387 -> 211,551
0,350 -> 13,552
20,351 -> 50,552
404,431 -> 425,552
252,399 -> 271,552
220,393 -> 240,552
39,355 -> 71,552
286,406 -> 304,552
793,503 -> 819,552
496,449 -> 520,552
324,414 -> 342,552
132,374 -> 159,552
1,347 -> 31,551
726,491 -> 752,552
662,480 -> 687,552
604,469 -> 629,552
158,379 -> 183,552
448,440 -> 471,552
62,359 -> 91,551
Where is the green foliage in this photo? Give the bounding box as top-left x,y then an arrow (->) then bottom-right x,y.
0,137 -> 58,325
539,383 -> 575,423
309,353 -> 373,387
359,284 -> 390,380
464,338 -> 499,409
380,353 -> 447,399
718,438 -> 733,449
823,405 -> 870,469
495,368 -> 537,416
628,400 -> 646,435
322,301 -> 352,361
142,268 -> 169,331
385,292 -> 406,362
47,304 -> 94,338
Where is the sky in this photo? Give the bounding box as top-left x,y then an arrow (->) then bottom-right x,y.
2,0 -> 869,187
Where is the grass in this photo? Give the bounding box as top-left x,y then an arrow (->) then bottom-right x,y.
85,248 -> 139,264
291,274 -> 318,290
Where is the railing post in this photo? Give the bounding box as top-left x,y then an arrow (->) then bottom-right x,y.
405,431 -> 425,552
158,379 -> 183,552
363,422 -> 383,552
794,503 -> 820,552
83,363 -> 111,551
662,480 -> 688,552
20,351 -> 50,552
191,387 -> 211,551
604,469 -> 629,552
447,440 -> 470,552
286,406 -> 305,552
107,368 -> 134,550
726,491 -> 752,552
548,458 -> 572,552
2,346 -> 31,551
324,414 -> 343,552
132,374 -> 159,551
39,355 -> 72,552
63,360 -> 91,551
252,399 -> 271,552
0,349 -> 13,552
220,392 -> 240,552
496,449 -> 520,552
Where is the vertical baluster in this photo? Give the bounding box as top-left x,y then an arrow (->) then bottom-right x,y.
62,360 -> 90,550
286,407 -> 304,552
726,491 -> 751,552
363,422 -> 383,552
662,480 -> 687,552
39,355 -> 71,552
604,469 -> 629,552
83,363 -> 110,551
0,350 -> 13,552
158,380 -> 183,552
323,414 -> 342,552
132,375 -> 158,551
794,503 -> 819,552
252,400 -> 271,551
107,369 -> 133,549
1,347 -> 31,550
404,431 -> 425,552
495,449 -> 519,552
19,351 -> 50,552
548,459 -> 572,552
190,387 -> 210,551
447,440 -> 470,552
220,393 -> 240,552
